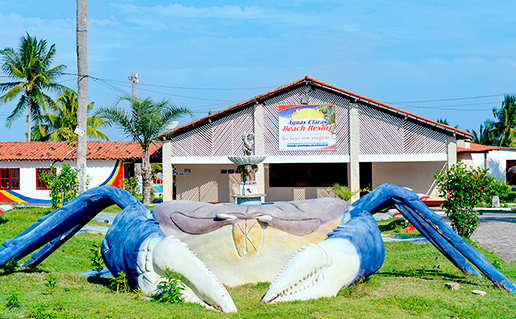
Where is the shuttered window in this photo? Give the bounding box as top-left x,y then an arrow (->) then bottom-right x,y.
0,168 -> 20,190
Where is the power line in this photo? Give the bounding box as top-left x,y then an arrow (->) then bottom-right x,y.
91,77 -> 131,96
136,86 -> 240,103
91,76 -> 279,91
389,100 -> 502,111
3,71 -> 516,109
88,75 -> 242,103
385,93 -> 509,104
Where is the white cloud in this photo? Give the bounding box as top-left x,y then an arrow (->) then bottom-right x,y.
111,3 -> 262,19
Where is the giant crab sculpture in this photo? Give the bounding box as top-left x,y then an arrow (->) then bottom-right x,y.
0,184 -> 514,313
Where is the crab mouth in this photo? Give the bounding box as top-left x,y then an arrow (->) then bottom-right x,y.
262,239 -> 360,303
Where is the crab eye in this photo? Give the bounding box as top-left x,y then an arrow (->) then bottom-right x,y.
257,215 -> 273,223
215,213 -> 237,221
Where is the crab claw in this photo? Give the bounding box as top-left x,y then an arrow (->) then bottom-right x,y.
262,238 -> 360,303
263,211 -> 384,303
136,235 -> 237,313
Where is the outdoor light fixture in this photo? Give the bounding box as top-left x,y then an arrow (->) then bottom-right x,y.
301,95 -> 309,105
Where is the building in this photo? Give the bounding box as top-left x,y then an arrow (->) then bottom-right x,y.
458,142 -> 516,185
160,77 -> 472,203
0,141 -> 158,204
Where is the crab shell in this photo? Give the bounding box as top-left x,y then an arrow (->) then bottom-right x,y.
151,197 -> 346,287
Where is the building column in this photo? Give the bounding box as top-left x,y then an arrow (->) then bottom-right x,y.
162,140 -> 173,202
349,103 -> 360,203
254,103 -> 266,200
447,136 -> 457,168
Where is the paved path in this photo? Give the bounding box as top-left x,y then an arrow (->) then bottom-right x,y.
469,214 -> 516,264
435,213 -> 516,264
77,212 -> 116,234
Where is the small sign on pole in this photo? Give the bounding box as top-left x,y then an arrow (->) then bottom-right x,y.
74,126 -> 86,137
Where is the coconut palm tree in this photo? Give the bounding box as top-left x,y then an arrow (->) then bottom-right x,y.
436,118 -> 458,128
469,122 -> 496,146
0,33 -> 66,140
436,118 -> 449,126
489,95 -> 516,147
97,96 -> 192,205
37,88 -> 108,142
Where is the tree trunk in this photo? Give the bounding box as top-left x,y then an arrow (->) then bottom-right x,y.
27,92 -> 31,141
142,149 -> 152,206
76,0 -> 88,194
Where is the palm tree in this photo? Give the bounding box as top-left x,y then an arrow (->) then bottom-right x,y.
37,88 -> 108,142
0,33 -> 66,140
437,118 -> 458,128
436,118 -> 449,126
489,95 -> 516,147
469,122 -> 496,146
97,96 -> 192,205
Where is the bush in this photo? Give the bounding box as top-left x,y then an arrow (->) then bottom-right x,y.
489,179 -> 511,202
154,269 -> 185,304
109,271 -> 129,293
89,243 -> 105,276
40,164 -> 79,209
435,162 -> 493,238
122,177 -> 140,196
326,184 -> 369,201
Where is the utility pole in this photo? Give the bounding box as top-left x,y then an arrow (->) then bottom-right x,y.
128,72 -> 139,100
76,0 -> 88,194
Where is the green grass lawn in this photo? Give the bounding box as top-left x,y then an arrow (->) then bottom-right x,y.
0,207 -> 515,318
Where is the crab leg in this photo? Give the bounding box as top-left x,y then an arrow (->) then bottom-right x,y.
392,201 -> 482,277
263,183 -> 515,304
394,198 -> 516,293
0,186 -> 237,312
352,184 -> 515,293
349,184 -> 481,277
0,186 -> 131,267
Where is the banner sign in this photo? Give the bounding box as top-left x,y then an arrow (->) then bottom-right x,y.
278,104 -> 336,151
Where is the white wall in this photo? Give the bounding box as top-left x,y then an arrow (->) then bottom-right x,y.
0,160 -> 54,200
485,150 -> 513,181
86,160 -> 119,187
460,150 -> 516,182
0,159 -> 119,202
372,161 -> 447,199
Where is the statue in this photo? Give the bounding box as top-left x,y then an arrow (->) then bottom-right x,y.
242,132 -> 254,156
0,184 -> 514,313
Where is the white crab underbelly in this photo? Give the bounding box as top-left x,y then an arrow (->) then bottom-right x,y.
160,217 -> 342,287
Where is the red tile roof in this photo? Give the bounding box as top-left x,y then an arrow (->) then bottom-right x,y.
0,141 -> 161,161
162,76 -> 473,140
457,143 -> 500,153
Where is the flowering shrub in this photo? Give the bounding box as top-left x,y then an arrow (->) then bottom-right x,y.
435,162 -> 493,238
41,164 -> 79,208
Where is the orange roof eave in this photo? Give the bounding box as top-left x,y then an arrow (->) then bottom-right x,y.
457,143 -> 500,153
162,76 -> 473,140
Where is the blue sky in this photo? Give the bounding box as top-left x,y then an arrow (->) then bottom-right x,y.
1,0 -> 516,141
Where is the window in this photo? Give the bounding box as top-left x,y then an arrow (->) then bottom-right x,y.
0,168 -> 20,190
36,168 -> 51,190
507,160 -> 516,186
269,163 -> 348,187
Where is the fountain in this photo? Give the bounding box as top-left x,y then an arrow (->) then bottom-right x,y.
228,133 -> 266,204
